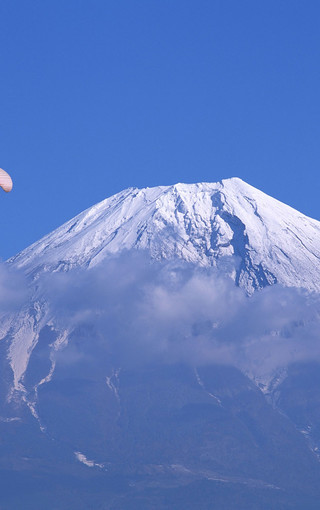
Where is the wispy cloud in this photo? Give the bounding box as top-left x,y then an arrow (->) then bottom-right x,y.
32,252 -> 320,380
0,263 -> 29,313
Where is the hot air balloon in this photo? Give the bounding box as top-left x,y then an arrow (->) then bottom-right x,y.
0,168 -> 13,193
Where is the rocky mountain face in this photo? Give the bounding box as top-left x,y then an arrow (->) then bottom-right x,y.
2,178 -> 320,509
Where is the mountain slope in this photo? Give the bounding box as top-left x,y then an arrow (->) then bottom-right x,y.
9,177 -> 320,293
5,177 -> 320,398
2,178 -> 320,509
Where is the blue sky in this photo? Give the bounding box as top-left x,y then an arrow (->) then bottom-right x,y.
1,0 -> 320,259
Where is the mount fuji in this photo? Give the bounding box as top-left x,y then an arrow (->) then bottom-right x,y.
2,178 -> 320,510
10,177 -> 320,293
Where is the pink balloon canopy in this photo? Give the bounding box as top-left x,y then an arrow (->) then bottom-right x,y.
0,168 -> 13,193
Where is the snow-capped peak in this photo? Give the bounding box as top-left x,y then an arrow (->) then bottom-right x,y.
9,177 -> 320,293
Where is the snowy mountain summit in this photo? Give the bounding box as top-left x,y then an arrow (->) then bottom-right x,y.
10,177 -> 320,293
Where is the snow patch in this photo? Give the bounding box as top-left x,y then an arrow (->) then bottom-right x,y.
74,451 -> 105,469
194,368 -> 222,405
106,368 -> 121,402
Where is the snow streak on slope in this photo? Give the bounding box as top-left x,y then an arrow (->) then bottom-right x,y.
9,178 -> 320,294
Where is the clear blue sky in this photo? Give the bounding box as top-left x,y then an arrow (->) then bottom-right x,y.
1,1 -> 320,259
